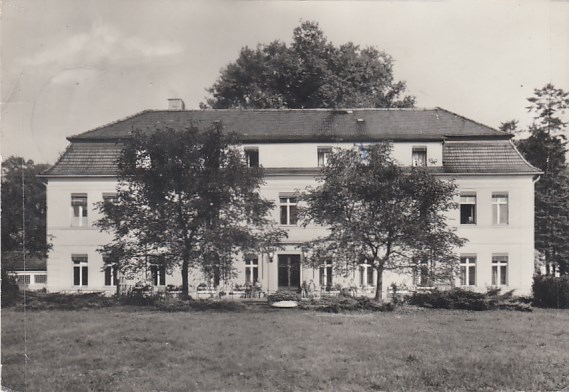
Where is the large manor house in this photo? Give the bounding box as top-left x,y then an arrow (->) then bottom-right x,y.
41,99 -> 541,298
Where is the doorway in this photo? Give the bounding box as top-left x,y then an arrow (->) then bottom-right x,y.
277,255 -> 301,291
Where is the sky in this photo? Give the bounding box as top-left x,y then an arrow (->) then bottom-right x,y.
2,0 -> 569,164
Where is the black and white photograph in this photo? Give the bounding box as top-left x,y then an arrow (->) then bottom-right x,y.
1,1 -> 569,391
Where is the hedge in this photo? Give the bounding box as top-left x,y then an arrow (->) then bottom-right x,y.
532,275 -> 569,309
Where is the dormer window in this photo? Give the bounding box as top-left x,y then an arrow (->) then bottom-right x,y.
412,146 -> 427,167
245,148 -> 259,168
317,147 -> 332,167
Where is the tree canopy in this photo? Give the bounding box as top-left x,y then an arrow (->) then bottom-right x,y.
96,126 -> 286,297
205,21 -> 415,109
512,84 -> 569,274
301,144 -> 466,301
1,157 -> 51,264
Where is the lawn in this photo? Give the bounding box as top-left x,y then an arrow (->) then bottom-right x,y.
2,306 -> 569,392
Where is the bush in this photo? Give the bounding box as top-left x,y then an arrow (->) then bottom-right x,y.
300,295 -> 394,313
1,269 -> 19,307
408,288 -> 531,311
17,292 -> 118,311
532,275 -> 569,308
267,291 -> 301,303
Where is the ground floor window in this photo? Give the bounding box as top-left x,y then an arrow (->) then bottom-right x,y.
150,265 -> 166,286
34,274 -> 47,284
319,260 -> 333,288
72,255 -> 88,286
104,265 -> 118,286
460,256 -> 476,286
413,260 -> 433,287
492,255 -> 508,286
17,275 -> 31,285
245,256 -> 258,284
359,264 -> 374,286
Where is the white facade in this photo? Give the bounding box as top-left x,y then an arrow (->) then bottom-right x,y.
45,139 -> 537,297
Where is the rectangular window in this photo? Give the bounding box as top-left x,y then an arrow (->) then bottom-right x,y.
34,274 -> 47,284
72,255 -> 88,286
492,193 -> 509,225
102,193 -> 118,204
71,194 -> 88,227
279,196 -> 298,225
17,275 -> 31,285
412,147 -> 427,167
150,265 -> 166,286
317,147 -> 332,167
104,265 -> 118,286
244,256 -> 259,284
492,255 -> 508,286
460,194 -> 477,224
319,260 -> 333,288
359,264 -> 374,286
245,148 -> 259,168
460,256 -> 476,286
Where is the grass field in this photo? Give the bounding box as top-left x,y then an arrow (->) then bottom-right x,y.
2,306 -> 569,392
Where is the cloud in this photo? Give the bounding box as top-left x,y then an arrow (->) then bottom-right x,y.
24,24 -> 184,68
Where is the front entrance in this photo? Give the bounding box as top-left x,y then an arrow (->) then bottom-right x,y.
278,255 -> 301,291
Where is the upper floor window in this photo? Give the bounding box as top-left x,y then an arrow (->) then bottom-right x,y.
460,255 -> 476,286
279,195 -> 298,225
245,148 -> 259,168
72,254 -> 88,286
102,193 -> 118,204
460,194 -> 477,224
17,275 -> 31,285
71,194 -> 88,227
492,193 -> 509,225
412,146 -> 427,167
317,147 -> 332,167
492,255 -> 508,286
244,256 -> 258,284
34,274 -> 47,284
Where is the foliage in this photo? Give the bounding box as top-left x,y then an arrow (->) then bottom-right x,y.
1,268 -> 19,307
1,156 -> 51,261
514,84 -> 569,274
206,21 -> 414,109
300,295 -> 394,313
15,292 -> 117,311
301,143 -> 466,301
408,288 -> 531,311
532,275 -> 569,308
267,291 -> 301,303
96,126 -> 286,297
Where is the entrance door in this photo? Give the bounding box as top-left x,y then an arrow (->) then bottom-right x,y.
278,255 -> 301,291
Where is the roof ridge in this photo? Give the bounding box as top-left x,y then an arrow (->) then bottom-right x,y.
142,107 -> 439,113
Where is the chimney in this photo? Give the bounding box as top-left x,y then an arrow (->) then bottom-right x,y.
168,98 -> 185,111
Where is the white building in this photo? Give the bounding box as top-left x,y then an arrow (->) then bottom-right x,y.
41,103 -> 541,297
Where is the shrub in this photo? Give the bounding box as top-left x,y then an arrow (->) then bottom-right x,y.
532,275 -> 569,308
1,269 -> 19,307
300,295 -> 394,313
408,288 -> 531,311
267,291 -> 301,303
17,292 -> 118,311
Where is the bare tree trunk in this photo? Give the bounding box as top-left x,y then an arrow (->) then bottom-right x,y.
374,265 -> 384,302
182,257 -> 189,299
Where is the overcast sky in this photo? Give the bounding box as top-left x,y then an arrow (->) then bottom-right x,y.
2,0 -> 568,164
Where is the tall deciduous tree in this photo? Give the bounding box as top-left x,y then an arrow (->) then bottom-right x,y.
205,21 -> 415,109
96,126 -> 286,297
515,84 -> 569,274
301,144 -> 466,301
1,157 -> 51,264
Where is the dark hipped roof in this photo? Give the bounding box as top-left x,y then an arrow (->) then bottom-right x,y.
69,108 -> 508,142
443,141 -> 541,174
42,107 -> 540,177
